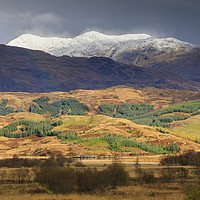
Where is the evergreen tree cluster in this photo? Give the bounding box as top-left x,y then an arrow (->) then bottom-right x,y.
100,134 -> 179,154
99,103 -> 154,117
57,132 -> 80,141
99,104 -> 117,114
56,132 -> 179,155
33,96 -> 50,103
132,100 -> 200,127
116,103 -> 154,117
0,99 -> 15,116
30,97 -> 90,117
0,119 -> 63,138
29,104 -> 44,114
99,100 -> 200,127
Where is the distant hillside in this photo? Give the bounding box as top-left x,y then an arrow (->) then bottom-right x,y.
0,44 -> 200,92
148,48 -> 200,82
1,86 -> 200,115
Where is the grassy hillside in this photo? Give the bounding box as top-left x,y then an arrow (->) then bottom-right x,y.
98,99 -> 200,127
1,85 -> 199,112
169,115 -> 200,143
0,114 -> 199,159
0,86 -> 200,158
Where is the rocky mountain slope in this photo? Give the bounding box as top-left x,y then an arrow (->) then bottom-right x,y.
1,44 -> 200,92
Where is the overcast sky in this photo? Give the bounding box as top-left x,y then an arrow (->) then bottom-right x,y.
0,0 -> 200,45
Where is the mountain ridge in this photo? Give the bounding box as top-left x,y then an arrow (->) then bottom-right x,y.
0,44 -> 200,92
8,31 -> 197,64
7,31 -> 152,56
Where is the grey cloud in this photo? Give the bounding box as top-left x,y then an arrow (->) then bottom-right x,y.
31,13 -> 64,25
0,0 -> 200,46
0,11 -> 67,42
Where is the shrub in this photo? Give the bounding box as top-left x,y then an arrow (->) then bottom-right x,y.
176,167 -> 189,179
34,158 -> 130,194
55,154 -> 67,166
77,168 -> 99,193
65,157 -> 75,164
35,159 -> 77,194
12,167 -> 31,183
73,161 -> 86,167
105,162 -> 130,188
0,157 -> 41,168
159,168 -> 177,183
184,185 -> 200,200
160,150 -> 200,166
139,170 -> 157,184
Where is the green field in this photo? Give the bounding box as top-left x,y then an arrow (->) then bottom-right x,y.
170,115 -> 200,143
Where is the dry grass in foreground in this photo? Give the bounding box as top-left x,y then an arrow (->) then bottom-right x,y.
0,182 -> 186,200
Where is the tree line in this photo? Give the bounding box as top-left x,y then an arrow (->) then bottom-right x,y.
57,132 -> 179,155
0,119 -> 63,138
30,97 -> 90,117
0,99 -> 14,116
99,99 -> 200,127
0,97 -> 90,117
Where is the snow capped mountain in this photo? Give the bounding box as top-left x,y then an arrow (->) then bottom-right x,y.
8,34 -> 72,54
8,31 -> 151,55
8,31 -> 197,66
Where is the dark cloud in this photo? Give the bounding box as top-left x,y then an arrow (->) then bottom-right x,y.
0,0 -> 200,45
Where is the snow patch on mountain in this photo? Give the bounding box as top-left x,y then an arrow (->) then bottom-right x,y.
8,34 -> 72,53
